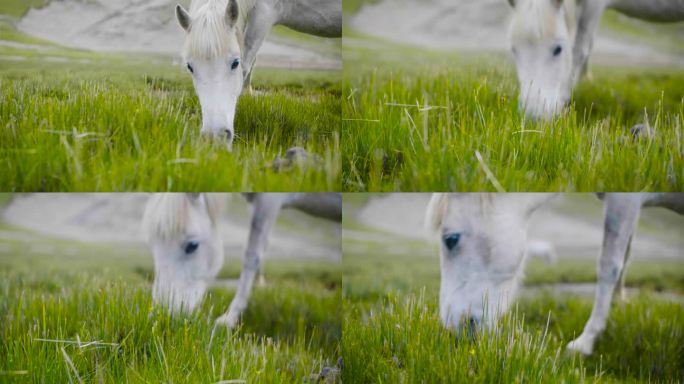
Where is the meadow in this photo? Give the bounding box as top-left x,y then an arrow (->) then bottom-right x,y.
0,6 -> 341,192
341,196 -> 684,383
0,203 -> 342,383
342,10 -> 684,192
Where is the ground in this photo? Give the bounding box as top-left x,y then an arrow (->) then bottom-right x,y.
0,0 -> 342,191
341,194 -> 684,382
0,195 -> 342,383
342,1 -> 684,192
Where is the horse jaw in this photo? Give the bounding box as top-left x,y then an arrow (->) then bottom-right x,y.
178,0 -> 243,150
439,240 -> 526,331
432,194 -> 552,332
509,0 -> 575,120
153,275 -> 208,313
146,195 -> 225,315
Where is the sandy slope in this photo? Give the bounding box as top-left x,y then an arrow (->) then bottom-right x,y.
15,0 -> 340,69
349,0 -> 684,66
1,194 -> 340,261
352,194 -> 684,261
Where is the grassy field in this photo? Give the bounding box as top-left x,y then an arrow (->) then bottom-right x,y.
342,46 -> 684,191
0,214 -> 341,382
0,15 -> 341,192
342,0 -> 684,192
341,199 -> 684,382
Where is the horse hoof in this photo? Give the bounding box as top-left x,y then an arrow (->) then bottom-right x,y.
566,338 -> 593,356
215,313 -> 239,329
630,123 -> 654,141
271,147 -> 322,172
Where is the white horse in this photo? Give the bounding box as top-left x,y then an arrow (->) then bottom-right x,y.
426,192 -> 684,355
175,0 -> 341,148
508,0 -> 684,119
142,192 -> 341,327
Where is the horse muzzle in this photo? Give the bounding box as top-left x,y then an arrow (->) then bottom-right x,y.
201,127 -> 234,151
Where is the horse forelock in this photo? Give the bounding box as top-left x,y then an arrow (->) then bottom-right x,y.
477,194 -> 495,214
184,0 -> 245,60
427,194 -> 497,231
143,194 -> 223,241
143,194 -> 189,241
510,0 -> 575,43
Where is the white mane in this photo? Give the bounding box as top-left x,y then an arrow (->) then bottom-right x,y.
184,0 -> 246,59
510,0 -> 576,43
142,194 -> 224,241
425,194 -> 495,232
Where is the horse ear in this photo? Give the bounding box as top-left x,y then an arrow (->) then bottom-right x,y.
186,193 -> 224,224
176,4 -> 191,31
518,193 -> 557,218
226,0 -> 238,27
425,193 -> 450,232
203,194 -> 225,225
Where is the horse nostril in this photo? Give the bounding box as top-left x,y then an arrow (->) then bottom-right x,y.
464,316 -> 479,338
224,129 -> 233,142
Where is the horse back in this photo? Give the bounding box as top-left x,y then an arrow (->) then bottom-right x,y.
608,0 -> 684,22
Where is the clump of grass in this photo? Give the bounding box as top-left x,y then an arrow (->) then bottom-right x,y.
343,291 -> 590,383
342,51 -> 684,191
0,58 -> 341,191
0,269 -> 341,383
342,222 -> 684,382
517,293 -> 684,381
0,227 -> 341,383
0,0 -> 46,18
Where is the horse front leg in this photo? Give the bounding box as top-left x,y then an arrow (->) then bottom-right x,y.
242,2 -> 277,94
567,194 -> 641,355
215,194 -> 282,328
571,0 -> 609,86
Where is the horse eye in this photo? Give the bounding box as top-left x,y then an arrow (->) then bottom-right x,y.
183,241 -> 199,254
442,233 -> 461,251
230,58 -> 240,70
552,45 -> 562,57
186,63 -> 194,74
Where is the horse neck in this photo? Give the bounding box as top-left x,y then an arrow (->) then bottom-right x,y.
565,0 -> 579,44
234,0 -> 256,33
288,193 -> 342,222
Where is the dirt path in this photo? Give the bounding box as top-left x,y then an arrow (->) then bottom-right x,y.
1,194 -> 340,261
353,194 -> 684,261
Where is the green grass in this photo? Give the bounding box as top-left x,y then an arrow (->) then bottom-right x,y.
342,45 -> 684,192
342,223 -> 684,382
0,46 -> 341,191
0,0 -> 46,18
0,227 -> 341,383
0,21 -> 57,46
343,290 -> 683,383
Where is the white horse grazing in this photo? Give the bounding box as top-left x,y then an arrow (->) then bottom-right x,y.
142,193 -> 341,326
175,0 -> 341,148
508,0 -> 684,119
426,193 -> 684,355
